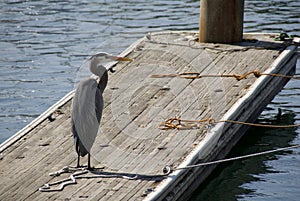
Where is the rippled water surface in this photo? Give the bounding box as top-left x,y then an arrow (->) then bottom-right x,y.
0,0 -> 299,200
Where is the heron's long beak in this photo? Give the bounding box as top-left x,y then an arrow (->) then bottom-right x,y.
111,56 -> 133,62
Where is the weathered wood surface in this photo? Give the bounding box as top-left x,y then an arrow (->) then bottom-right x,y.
0,32 -> 297,201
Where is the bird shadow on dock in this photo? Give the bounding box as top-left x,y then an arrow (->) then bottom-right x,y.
39,166 -> 167,192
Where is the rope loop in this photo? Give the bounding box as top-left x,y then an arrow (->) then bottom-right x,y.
208,118 -> 217,125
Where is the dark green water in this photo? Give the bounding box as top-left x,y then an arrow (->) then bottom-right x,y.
0,0 -> 299,200
191,110 -> 300,200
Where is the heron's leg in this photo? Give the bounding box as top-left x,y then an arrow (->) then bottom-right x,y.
77,153 -> 80,168
87,153 -> 92,170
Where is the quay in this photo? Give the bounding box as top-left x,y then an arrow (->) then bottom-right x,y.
0,31 -> 299,200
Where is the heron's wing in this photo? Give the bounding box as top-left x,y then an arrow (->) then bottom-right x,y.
71,78 -> 100,155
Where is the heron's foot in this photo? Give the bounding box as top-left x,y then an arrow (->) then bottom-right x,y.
74,164 -> 93,171
87,162 -> 94,170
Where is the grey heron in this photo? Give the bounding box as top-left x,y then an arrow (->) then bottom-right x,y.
71,52 -> 132,169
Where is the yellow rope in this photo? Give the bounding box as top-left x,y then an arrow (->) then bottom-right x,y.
220,119 -> 300,128
151,70 -> 300,81
159,117 -> 300,130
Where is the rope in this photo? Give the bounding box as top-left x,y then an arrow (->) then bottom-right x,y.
39,145 -> 300,187
39,166 -> 169,192
163,144 -> 300,173
151,70 -> 300,81
39,166 -> 88,192
39,143 -> 300,187
159,117 -> 300,130
274,31 -> 300,41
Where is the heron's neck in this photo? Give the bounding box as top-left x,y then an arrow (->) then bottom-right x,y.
89,58 -> 106,77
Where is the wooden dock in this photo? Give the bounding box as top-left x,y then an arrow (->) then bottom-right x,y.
0,31 -> 298,201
